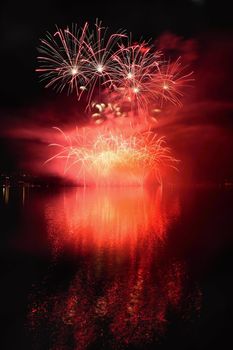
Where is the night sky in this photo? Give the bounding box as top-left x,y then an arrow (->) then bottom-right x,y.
0,0 -> 233,181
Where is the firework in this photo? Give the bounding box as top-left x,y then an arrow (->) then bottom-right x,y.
108,43 -> 162,115
37,21 -> 191,185
78,20 -> 127,105
37,20 -> 127,102
45,127 -> 178,186
36,23 -> 89,98
150,57 -> 193,106
37,20 -> 191,117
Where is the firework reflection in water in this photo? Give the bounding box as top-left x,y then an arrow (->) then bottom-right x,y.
45,187 -> 180,253
29,188 -> 201,349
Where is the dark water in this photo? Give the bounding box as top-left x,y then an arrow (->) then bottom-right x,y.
1,186 -> 233,349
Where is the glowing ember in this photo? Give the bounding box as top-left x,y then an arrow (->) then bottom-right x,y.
71,66 -> 78,75
96,64 -> 104,73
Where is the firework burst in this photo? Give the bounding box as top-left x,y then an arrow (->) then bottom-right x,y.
108,43 -> 162,115
79,20 -> 127,105
45,127 -> 178,186
37,20 -> 191,117
37,20 -> 127,103
36,23 -> 90,98
151,57 -> 194,106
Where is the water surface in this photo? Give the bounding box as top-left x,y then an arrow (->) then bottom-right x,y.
1,186 -> 233,349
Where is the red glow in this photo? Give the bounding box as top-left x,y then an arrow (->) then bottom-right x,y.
29,188 -> 201,349
45,187 -> 180,254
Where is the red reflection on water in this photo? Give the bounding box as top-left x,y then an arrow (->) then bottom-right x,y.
45,187 -> 180,255
29,188 -> 200,349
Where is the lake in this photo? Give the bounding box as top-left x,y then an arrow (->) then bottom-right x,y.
1,185 -> 233,349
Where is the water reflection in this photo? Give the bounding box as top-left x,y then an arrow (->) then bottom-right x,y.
45,187 -> 180,254
2,186 -> 10,204
29,187 -> 200,349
